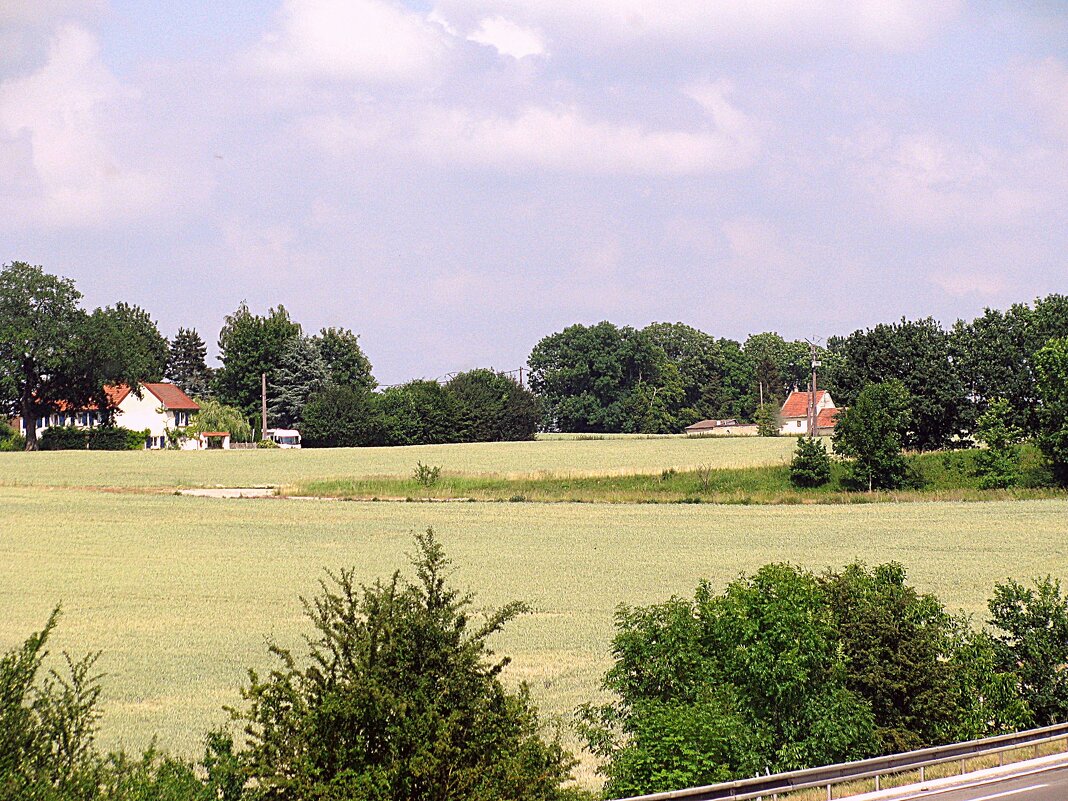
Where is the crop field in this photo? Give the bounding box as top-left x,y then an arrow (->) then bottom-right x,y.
2,485 -> 1066,783
0,436 -> 797,489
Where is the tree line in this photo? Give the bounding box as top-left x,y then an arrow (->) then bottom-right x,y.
5,533 -> 1067,801
4,260 -> 1068,458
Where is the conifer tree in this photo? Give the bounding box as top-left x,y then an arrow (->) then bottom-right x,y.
166,328 -> 212,398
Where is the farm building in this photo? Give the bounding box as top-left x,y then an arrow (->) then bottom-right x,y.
17,382 -> 200,449
778,389 -> 839,436
684,418 -> 758,437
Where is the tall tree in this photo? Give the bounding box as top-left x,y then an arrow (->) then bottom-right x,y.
313,327 -> 376,391
827,318 -> 966,450
0,262 -> 85,450
214,303 -> 301,418
1033,337 -> 1068,485
743,333 -> 809,410
527,322 -> 680,433
166,328 -> 213,398
301,385 -> 387,448
832,380 -> 915,490
267,336 -> 330,429
643,322 -> 724,423
378,380 -> 466,445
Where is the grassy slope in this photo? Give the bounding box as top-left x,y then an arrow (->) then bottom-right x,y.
0,436 -> 796,489
2,487 -> 1066,772
291,447 -> 1063,504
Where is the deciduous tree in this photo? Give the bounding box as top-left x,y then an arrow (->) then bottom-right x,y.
832,381 -> 915,491
215,303 -> 300,418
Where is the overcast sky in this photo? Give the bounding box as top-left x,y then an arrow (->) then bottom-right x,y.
2,1 -> 1066,383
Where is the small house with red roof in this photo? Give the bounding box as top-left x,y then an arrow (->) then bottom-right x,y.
17,382 -> 200,449
778,389 -> 838,436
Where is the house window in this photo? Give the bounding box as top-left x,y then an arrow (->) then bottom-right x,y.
797,420 -> 802,427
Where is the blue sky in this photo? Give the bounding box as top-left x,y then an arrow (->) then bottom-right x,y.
2,1 -> 1066,383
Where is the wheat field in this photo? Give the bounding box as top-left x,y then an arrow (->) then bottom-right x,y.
2,485 -> 1065,780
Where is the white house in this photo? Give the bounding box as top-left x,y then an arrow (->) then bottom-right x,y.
684,418 -> 758,437
778,389 -> 838,436
20,382 -> 200,449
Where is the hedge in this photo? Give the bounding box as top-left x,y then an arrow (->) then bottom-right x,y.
39,426 -> 149,451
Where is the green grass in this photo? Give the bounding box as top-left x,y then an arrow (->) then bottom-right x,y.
0,436 -> 797,489
289,447 -> 1065,505
2,486 -> 1066,786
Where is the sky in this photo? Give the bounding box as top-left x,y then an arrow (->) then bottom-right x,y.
1,1 -> 1066,384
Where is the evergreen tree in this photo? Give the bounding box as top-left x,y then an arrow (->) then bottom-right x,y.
790,436 -> 831,487
166,328 -> 212,398
267,336 -> 329,429
754,403 -> 779,436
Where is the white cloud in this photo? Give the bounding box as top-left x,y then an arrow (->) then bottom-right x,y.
0,0 -> 105,26
304,84 -> 758,175
431,0 -> 961,54
251,0 -> 448,82
0,24 -> 183,228
1020,57 -> 1068,139
467,16 -> 545,59
836,127 -> 1037,229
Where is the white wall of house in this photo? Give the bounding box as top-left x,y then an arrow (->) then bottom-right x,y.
113,391 -> 180,448
778,392 -> 836,436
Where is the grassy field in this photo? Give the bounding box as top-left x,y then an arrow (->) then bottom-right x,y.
289,448 -> 1065,504
0,436 -> 796,489
2,485 -> 1066,784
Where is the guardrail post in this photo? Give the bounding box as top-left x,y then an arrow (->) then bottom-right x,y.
875,774 -> 880,791
826,782 -> 832,801
920,765 -> 925,782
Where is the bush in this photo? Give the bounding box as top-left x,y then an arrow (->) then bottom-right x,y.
39,426 -> 89,450
235,530 -> 578,800
256,438 -> 279,449
413,461 -> 442,488
302,384 -> 387,447
790,436 -> 831,487
0,420 -> 25,451
833,381 -> 919,491
974,399 -> 1022,489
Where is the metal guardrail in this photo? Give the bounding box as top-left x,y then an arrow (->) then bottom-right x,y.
614,722 -> 1068,801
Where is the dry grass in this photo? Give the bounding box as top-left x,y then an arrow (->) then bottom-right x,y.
2,487 -> 1067,788
0,437 -> 797,489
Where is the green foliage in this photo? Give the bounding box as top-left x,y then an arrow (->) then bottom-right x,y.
1033,337 -> 1068,485
301,385 -> 387,448
827,318 -> 966,450
580,564 -> 877,797
0,418 -> 25,451
256,438 -> 279,449
446,369 -> 539,442
743,332 -> 810,410
379,380 -> 466,445
0,607 -> 103,799
313,327 -> 376,392
833,381 -> 917,490
413,461 -> 442,488
754,403 -> 779,437
527,322 -> 682,433
974,398 -> 1022,489
234,529 -> 578,801
215,303 -> 301,418
0,262 -> 85,449
186,399 -> 254,443
789,436 -> 831,487
642,323 -> 725,422
583,562 -> 1036,798
988,576 -> 1068,727
266,336 -> 329,429
39,426 -> 147,451
166,328 -> 213,398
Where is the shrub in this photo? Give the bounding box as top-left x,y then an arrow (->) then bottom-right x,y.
413,461 -> 442,488
790,436 -> 832,488
833,381 -> 919,491
0,420 -> 25,451
234,530 -> 578,800
39,426 -> 89,450
974,398 -> 1023,489
256,438 -> 279,449
301,384 -> 386,448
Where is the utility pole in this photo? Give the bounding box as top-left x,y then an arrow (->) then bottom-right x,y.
806,340 -> 821,439
261,372 -> 268,439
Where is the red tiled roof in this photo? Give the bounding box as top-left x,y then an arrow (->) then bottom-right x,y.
55,384 -> 131,412
780,390 -> 828,419
143,382 -> 200,410
817,407 -> 840,429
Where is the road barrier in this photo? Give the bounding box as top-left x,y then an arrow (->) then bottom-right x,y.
613,722 -> 1068,801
